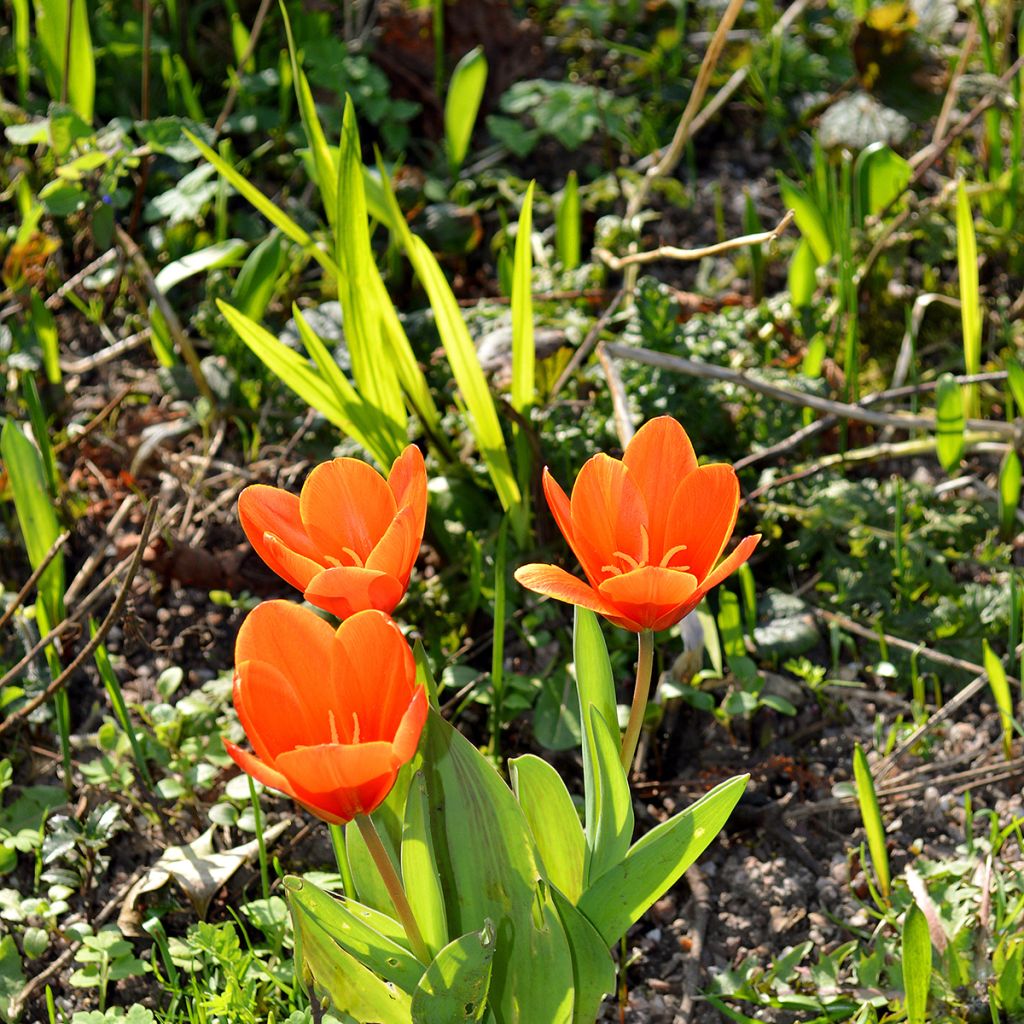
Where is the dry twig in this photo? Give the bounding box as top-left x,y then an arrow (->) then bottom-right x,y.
0,501 -> 159,737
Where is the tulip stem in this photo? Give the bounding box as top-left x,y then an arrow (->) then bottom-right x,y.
620,630 -> 655,774
355,814 -> 431,965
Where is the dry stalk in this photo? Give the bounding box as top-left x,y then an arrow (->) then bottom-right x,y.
0,501 -> 159,737
595,210 -> 794,271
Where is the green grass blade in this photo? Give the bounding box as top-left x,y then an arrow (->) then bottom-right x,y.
902,902 -> 931,1024
555,171 -> 581,271
511,182 -> 535,517
29,291 -> 60,385
998,450 -> 1022,540
281,4 -> 338,231
1,418 -> 65,632
289,306 -> 395,467
778,174 -> 832,263
444,46 -> 488,173
91,621 -> 154,790
34,0 -> 94,120
935,372 -> 965,474
186,131 -> 337,276
511,182 -> 535,417
335,98 -> 407,464
955,179 -> 982,417
377,165 -> 523,533
217,299 -> 373,451
983,640 -> 1016,760
852,742 -> 890,902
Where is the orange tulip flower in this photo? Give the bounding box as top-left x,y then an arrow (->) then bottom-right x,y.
238,445 -> 426,619
515,417 -> 760,633
224,601 -> 427,824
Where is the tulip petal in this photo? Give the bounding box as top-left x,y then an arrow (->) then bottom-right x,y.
239,486 -> 324,587
387,445 -> 428,529
235,601 -> 336,700
598,566 -> 699,631
299,458 -> 397,564
276,741 -> 397,794
622,417 -> 698,559
570,454 -> 649,583
542,469 -> 575,546
697,533 -> 760,595
365,505 -> 419,583
304,566 -> 405,619
259,532 -> 323,592
330,609 -> 417,742
514,563 -> 617,618
391,687 -> 428,764
663,464 -> 741,581
224,741 -> 297,799
234,659 -> 327,757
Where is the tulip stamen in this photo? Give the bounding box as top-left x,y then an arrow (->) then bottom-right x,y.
351,713 -> 361,744
659,543 -> 689,570
341,547 -> 365,568
328,710 -> 340,744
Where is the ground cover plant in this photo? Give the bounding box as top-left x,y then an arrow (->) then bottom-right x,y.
1,0 -> 1023,1020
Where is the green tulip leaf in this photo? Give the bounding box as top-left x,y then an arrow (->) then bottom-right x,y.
410,921 -> 495,1023
510,754 -> 585,903
421,710 -> 575,1024
549,887 -> 615,1024
402,771 -> 449,958
286,876 -> 417,1019
578,774 -> 748,946
586,705 -> 634,887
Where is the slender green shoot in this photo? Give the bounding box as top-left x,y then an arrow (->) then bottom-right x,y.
852,742 -> 890,902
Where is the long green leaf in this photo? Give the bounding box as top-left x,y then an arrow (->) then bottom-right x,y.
335,97 -> 407,464
935,372 -> 965,474
555,171 -> 581,270
902,902 -> 931,1024
421,710 -> 575,1024
549,887 -> 615,1024
511,182 -> 535,417
29,291 -> 60,385
577,774 -> 748,946
290,306 -> 394,468
998,450 -> 1022,541
586,706 -> 634,887
284,876 -> 421,989
510,754 -> 586,902
572,607 -> 620,886
217,299 -> 367,444
778,174 -> 832,264
1,419 -> 64,632
445,47 -> 488,173
33,0 -> 94,121
185,130 -> 337,275
281,6 -> 338,231
153,238 -> 246,294
231,232 -> 283,321
402,772 -> 449,958
378,167 -> 525,537
956,179 -> 982,418
983,639 -> 1016,760
852,743 -> 890,901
